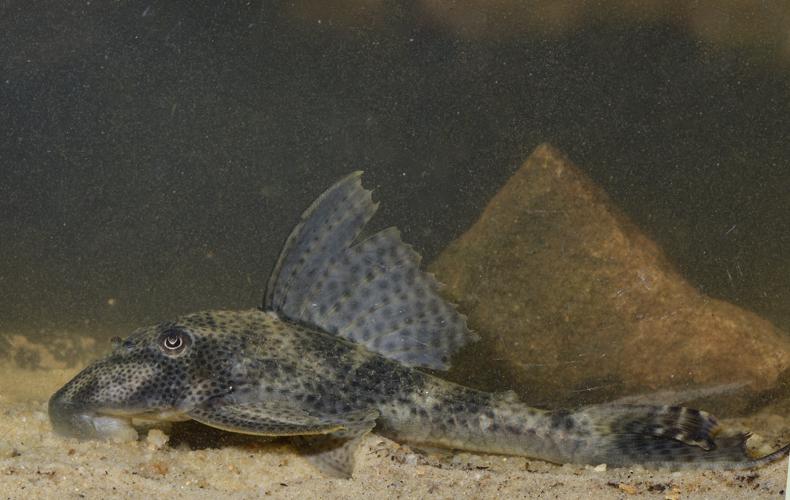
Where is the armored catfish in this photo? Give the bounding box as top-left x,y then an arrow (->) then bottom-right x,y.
49,172 -> 790,477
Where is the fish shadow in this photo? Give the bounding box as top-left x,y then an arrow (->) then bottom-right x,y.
166,420 -> 284,451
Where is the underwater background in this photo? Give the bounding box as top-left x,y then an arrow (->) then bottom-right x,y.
2,0 -> 790,408
3,2 -> 790,498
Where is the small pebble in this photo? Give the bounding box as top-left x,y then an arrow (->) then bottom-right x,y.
593,463 -> 607,472
146,429 -> 170,450
618,483 -> 638,495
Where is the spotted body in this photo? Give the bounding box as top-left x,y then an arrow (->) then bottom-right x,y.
49,172 -> 789,477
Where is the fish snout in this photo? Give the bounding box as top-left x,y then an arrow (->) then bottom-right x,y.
48,388 -> 96,438
48,380 -> 139,442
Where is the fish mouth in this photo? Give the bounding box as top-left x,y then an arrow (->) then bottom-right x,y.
48,397 -> 140,442
48,392 -> 188,442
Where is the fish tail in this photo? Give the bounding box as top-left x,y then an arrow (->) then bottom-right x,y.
573,404 -> 790,469
388,382 -> 789,470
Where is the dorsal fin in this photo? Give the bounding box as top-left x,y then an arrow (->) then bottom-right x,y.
264,172 -> 478,370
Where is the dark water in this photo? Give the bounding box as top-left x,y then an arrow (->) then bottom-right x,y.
1,2 -> 789,372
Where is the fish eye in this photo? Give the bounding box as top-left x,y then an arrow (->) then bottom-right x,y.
158,328 -> 192,356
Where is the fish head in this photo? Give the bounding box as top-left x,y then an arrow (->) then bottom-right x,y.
48,320 -> 234,441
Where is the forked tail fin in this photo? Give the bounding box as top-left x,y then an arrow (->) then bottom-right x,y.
577,404 -> 790,469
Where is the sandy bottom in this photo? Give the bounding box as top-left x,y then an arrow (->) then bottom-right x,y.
1,365 -> 788,499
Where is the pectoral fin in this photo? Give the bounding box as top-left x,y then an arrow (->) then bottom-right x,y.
187,401 -> 353,436
189,399 -> 379,477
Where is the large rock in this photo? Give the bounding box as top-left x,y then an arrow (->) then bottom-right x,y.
431,144 -> 790,411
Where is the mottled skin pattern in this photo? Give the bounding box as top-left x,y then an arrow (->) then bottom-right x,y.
49,309 -> 587,463
50,172 -> 789,477
49,309 -> 789,474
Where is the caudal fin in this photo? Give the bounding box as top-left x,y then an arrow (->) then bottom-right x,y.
580,404 -> 790,469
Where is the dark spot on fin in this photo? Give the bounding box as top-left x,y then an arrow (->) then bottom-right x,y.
550,410 -> 574,430
264,172 -> 478,370
265,172 -> 376,315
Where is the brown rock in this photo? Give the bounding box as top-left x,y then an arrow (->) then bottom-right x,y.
431,144 -> 790,410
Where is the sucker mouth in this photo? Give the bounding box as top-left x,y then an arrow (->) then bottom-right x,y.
48,390 -> 139,442
79,413 -> 140,442
49,390 -> 189,442
49,405 -> 139,442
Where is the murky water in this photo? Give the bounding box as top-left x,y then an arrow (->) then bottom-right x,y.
2,2 -> 790,497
